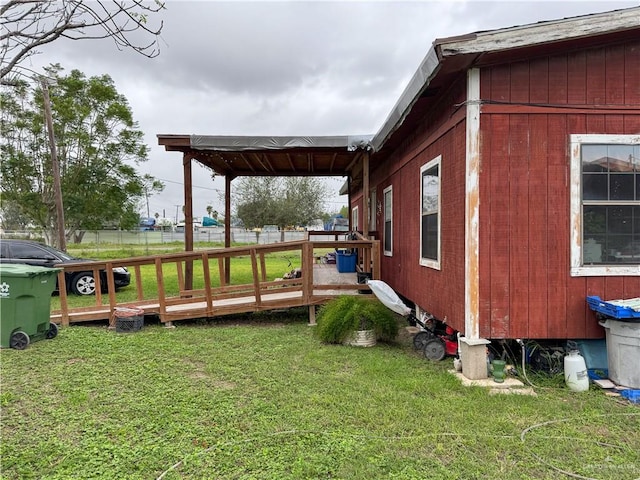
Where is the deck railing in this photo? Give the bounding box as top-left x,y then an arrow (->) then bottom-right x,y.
52,235 -> 380,326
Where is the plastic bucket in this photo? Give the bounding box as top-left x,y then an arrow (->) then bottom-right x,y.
600,319 -> 640,388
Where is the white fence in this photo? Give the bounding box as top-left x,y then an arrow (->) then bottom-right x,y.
0,228 -> 317,246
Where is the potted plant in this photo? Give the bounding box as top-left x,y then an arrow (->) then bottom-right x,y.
315,295 -> 399,347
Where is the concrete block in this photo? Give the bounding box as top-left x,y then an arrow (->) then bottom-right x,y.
460,337 -> 490,380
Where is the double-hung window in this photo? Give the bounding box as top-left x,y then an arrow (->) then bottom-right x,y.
570,135 -> 640,276
420,156 -> 441,269
352,206 -> 359,232
383,185 -> 392,256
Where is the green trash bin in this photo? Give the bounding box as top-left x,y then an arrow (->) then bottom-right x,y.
0,264 -> 61,350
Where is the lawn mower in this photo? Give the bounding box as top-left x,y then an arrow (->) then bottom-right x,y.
367,279 -> 459,361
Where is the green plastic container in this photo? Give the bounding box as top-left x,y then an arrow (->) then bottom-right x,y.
0,264 -> 61,350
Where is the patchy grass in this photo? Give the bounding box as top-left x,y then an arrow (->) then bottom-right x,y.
1,316 -> 638,480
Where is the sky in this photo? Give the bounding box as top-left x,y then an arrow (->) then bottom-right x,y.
23,0 -> 639,223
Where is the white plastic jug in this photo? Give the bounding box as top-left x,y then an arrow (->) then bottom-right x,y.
564,350 -> 589,392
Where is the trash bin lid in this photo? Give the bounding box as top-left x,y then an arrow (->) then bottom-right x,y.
0,263 -> 62,277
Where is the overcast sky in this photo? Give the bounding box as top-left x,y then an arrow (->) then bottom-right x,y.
27,0 -> 639,223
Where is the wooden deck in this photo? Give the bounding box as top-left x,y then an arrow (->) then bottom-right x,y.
51,236 -> 378,327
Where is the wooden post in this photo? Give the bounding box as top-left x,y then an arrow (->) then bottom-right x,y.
155,257 -> 169,325
106,262 -> 117,329
302,241 -> 314,325
224,175 -> 233,285
362,151 -> 370,237
201,252 -> 213,315
57,270 -> 69,327
371,240 -> 381,280
250,248 -> 261,306
183,153 -> 193,290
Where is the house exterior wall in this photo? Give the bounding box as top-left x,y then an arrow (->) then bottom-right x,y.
370,80 -> 469,334
365,38 -> 639,340
478,39 -> 640,339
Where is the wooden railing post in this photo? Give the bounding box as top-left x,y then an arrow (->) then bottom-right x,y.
250,248 -> 261,306
201,252 -> 213,315
106,262 -> 117,328
302,242 -> 316,325
371,240 -> 381,280
57,270 -> 69,327
155,257 -> 168,324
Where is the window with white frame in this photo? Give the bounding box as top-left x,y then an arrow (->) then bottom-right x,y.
420,156 -> 441,269
383,185 -> 392,255
352,206 -> 359,232
570,135 -> 640,276
369,188 -> 376,232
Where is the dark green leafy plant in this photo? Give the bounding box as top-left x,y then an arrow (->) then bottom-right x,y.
315,295 -> 399,344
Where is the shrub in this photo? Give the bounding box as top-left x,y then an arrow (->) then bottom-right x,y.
315,295 -> 399,344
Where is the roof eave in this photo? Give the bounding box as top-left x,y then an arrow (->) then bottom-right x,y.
370,6 -> 640,154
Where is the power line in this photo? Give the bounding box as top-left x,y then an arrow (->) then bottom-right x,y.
157,177 -> 223,193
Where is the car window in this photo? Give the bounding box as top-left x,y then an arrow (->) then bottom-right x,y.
44,245 -> 73,260
10,243 -> 50,259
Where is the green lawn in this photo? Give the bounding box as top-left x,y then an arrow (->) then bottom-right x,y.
1,315 -> 638,480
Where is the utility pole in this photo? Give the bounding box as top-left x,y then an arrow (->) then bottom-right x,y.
41,78 -> 66,251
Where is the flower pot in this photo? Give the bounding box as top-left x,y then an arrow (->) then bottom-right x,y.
345,329 -> 376,347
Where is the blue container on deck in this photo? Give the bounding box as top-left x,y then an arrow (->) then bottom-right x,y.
336,250 -> 356,273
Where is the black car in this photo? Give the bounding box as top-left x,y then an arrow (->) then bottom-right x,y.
0,239 -> 130,296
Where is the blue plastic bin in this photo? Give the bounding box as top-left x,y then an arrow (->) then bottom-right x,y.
336,250 -> 356,273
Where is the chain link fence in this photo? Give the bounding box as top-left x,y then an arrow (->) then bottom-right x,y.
0,228 -> 310,248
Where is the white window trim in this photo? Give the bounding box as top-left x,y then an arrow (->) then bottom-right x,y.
352,206 -> 359,231
383,185 -> 393,256
570,134 -> 640,276
369,188 -> 376,232
420,155 -> 441,270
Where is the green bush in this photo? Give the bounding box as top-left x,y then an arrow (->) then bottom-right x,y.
315,295 -> 399,344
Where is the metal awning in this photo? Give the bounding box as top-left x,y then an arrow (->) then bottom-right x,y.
157,134 -> 372,178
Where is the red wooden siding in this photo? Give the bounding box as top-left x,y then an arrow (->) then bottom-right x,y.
479,39 -> 640,339
364,38 -> 638,340
371,83 -> 469,333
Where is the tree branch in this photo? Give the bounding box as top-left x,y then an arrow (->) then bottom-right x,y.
1,0 -> 164,85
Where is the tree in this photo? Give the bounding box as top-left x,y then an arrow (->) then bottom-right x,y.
141,173 -> 165,218
234,177 -> 329,231
0,200 -> 29,231
206,205 -> 218,220
0,66 -> 158,245
1,0 -> 164,85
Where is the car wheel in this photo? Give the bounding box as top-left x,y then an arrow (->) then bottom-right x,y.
71,272 -> 96,295
10,331 -> 30,350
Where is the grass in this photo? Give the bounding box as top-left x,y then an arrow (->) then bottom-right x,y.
1,316 -> 638,479
4,245 -> 639,478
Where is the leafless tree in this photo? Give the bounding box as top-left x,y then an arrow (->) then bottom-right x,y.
1,0 -> 165,85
